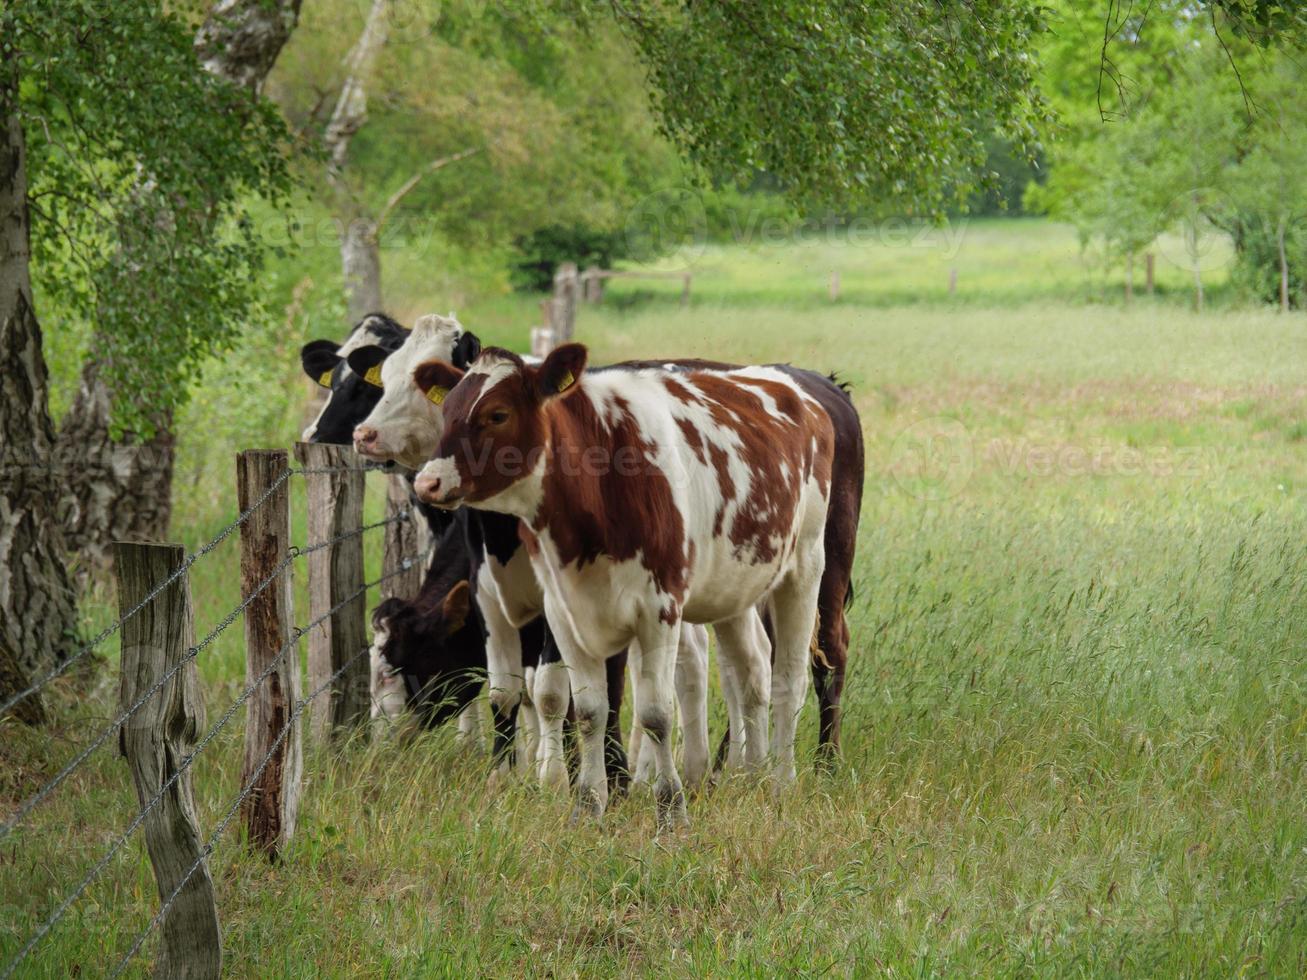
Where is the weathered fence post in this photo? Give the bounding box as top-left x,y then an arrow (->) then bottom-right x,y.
551,261 -> 578,340
829,269 -> 840,302
1145,252 -> 1156,295
681,271 -> 692,307
1125,252 -> 1134,305
381,473 -> 429,602
948,267 -> 958,295
236,449 -> 301,860
294,443 -> 369,741
116,541 -> 221,979
582,265 -> 604,303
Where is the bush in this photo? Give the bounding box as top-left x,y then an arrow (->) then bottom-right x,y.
511,225 -> 630,292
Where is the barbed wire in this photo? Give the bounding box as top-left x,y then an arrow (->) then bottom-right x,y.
0,556 -> 420,979
1,460 -> 402,722
0,549 -> 301,843
0,467 -> 295,721
105,642 -> 373,980
293,509 -> 411,560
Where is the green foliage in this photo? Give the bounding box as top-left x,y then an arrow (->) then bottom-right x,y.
1031,1 -> 1307,302
511,225 -> 631,292
607,1 -> 1052,215
6,0 -> 292,435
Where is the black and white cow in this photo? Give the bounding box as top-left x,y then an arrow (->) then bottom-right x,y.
300,313 -> 634,787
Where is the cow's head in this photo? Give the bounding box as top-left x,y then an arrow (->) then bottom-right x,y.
370,582 -> 483,728
351,313 -> 481,468
300,312 -> 408,445
410,343 -> 588,510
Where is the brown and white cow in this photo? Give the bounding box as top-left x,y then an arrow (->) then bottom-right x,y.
412,344 -> 836,829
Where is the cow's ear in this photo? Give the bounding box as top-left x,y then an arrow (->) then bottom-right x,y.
346,345 -> 388,388
441,580 -> 470,635
371,596 -> 407,631
413,360 -> 465,407
301,340 -> 342,388
452,331 -> 482,370
537,343 -> 587,400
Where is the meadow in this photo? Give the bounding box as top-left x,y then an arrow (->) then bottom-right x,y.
3,220 -> 1305,976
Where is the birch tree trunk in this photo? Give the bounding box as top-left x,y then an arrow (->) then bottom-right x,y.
0,63 -> 80,688
52,0 -> 302,570
325,0 -> 390,322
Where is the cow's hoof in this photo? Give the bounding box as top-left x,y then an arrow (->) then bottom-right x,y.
655,781 -> 688,833
569,788 -> 605,826
540,759 -> 569,793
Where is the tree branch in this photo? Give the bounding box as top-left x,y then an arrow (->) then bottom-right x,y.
374,147 -> 480,234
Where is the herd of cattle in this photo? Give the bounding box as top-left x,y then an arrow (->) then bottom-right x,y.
299,311 -> 864,829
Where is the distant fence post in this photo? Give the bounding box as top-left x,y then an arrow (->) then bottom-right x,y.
581,266 -> 604,303
235,449 -> 301,860
681,271 -> 692,307
115,541 -> 221,979
1145,252 -> 1155,295
294,443 -> 369,741
948,267 -> 958,295
1125,252 -> 1134,305
552,261 -> 578,340
382,474 -> 429,602
829,270 -> 840,302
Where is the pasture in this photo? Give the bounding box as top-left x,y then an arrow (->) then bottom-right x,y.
4,225 -> 1306,976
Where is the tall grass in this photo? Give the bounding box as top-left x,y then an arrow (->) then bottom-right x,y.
3,231 -> 1305,976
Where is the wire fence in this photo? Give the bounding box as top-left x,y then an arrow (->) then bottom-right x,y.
0,457 -> 424,979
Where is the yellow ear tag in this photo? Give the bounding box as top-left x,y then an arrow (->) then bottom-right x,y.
426,386 -> 448,406
556,370 -> 575,393
363,364 -> 383,388
318,369 -> 334,388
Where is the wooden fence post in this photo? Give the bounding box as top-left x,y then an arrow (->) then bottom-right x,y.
681,272 -> 692,307
1125,252 -> 1134,305
552,262 -> 578,340
236,449 -> 301,860
829,269 -> 840,302
1145,252 -> 1156,295
116,541 -> 221,979
381,473 -> 429,602
294,443 -> 369,741
948,267 -> 958,295
582,266 -> 604,303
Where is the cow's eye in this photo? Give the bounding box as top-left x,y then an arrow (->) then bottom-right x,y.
487,409 -> 509,426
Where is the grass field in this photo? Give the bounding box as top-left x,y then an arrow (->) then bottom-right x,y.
4,224 -> 1306,976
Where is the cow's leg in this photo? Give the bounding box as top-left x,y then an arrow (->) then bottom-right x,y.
455,701 -> 485,753
633,617 -> 688,831
534,625 -> 570,791
628,645 -> 655,784
675,624 -> 710,788
768,541 -> 824,785
516,665 -> 539,770
605,649 -> 631,794
479,587 -> 524,776
712,610 -> 770,771
566,654 -> 610,823
813,494 -> 855,768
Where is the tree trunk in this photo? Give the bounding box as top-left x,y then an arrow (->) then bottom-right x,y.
54,365 -> 175,569
1277,219 -> 1289,313
0,65 -> 80,687
341,213 -> 383,324
51,0 -> 302,569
